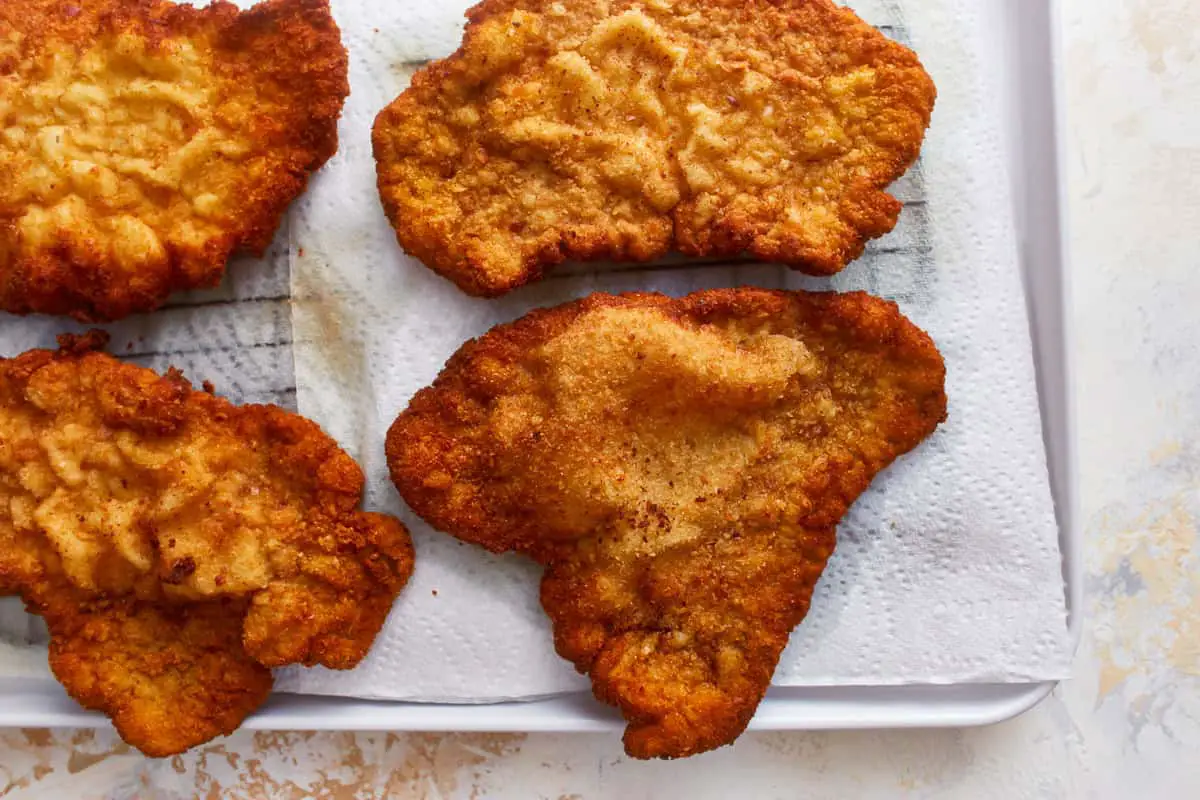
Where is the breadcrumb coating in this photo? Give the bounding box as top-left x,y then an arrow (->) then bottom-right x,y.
374,0 -> 935,296
387,289 -> 946,757
0,0 -> 348,320
0,332 -> 413,756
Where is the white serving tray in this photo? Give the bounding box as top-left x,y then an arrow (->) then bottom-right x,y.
0,0 -> 1080,735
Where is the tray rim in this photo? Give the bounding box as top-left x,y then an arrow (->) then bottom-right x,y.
0,0 -> 1080,735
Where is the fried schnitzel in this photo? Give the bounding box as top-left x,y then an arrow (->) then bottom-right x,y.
0,332 -> 413,756
373,0 -> 935,296
0,0 -> 348,321
387,289 -> 946,758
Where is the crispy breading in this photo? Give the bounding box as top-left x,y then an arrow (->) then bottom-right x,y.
34,593 -> 275,758
373,0 -> 935,296
0,0 -> 348,321
386,289 -> 947,758
0,332 -> 413,756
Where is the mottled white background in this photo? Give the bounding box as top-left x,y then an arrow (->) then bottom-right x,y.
3,0 -> 1198,796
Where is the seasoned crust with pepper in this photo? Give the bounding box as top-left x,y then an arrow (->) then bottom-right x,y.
0,332 -> 413,756
386,289 -> 947,758
373,0 -> 935,296
0,0 -> 348,321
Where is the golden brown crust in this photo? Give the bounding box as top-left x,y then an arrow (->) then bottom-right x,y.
0,336 -> 413,755
0,0 -> 348,321
37,593 -> 274,758
387,289 -> 947,758
373,0 -> 935,296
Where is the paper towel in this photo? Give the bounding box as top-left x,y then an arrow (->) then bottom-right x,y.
0,0 -> 1074,699
277,0 -> 1073,700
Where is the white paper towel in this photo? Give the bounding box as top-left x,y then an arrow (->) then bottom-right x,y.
0,0 -> 1074,698
277,0 -> 1074,700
